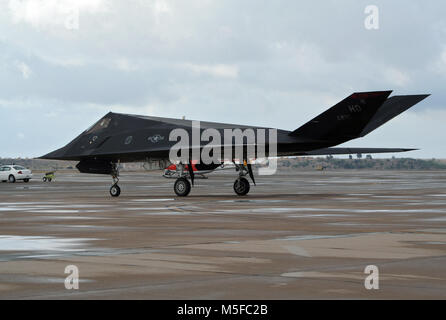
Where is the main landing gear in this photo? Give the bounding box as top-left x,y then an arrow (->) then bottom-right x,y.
109,163 -> 121,197
174,177 -> 191,197
233,162 -> 256,196
233,177 -> 250,196
173,163 -> 193,197
168,161 -> 256,197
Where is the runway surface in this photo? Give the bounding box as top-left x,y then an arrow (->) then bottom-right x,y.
0,170 -> 445,299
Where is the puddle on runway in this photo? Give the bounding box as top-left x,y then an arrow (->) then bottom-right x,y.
219,208 -> 298,214
40,216 -> 106,220
125,207 -> 167,211
218,200 -> 290,204
46,224 -> 128,230
302,208 -> 446,214
328,222 -> 365,226
27,209 -> 82,214
290,214 -> 350,218
139,211 -> 191,216
276,235 -> 344,241
218,207 -> 353,214
354,209 -> 446,213
0,235 -> 98,252
416,228 -> 446,233
131,199 -> 175,202
1,202 -> 112,214
0,202 -> 63,206
288,208 -> 345,212
0,207 -> 26,211
419,217 -> 446,222
372,195 -> 407,199
276,232 -> 388,242
49,204 -> 114,209
0,275 -> 94,284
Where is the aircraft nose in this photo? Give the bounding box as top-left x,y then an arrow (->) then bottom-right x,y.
39,147 -> 67,160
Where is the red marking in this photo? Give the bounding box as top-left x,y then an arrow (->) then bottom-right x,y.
166,161 -> 199,172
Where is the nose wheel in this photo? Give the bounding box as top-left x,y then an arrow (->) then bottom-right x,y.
110,184 -> 121,197
109,162 -> 121,197
232,161 -> 254,196
233,177 -> 250,196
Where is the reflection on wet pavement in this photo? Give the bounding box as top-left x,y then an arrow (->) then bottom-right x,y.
0,170 -> 445,299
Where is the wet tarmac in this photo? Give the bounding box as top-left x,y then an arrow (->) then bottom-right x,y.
0,170 -> 445,299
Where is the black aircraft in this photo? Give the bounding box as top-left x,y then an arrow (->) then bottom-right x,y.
41,91 -> 429,197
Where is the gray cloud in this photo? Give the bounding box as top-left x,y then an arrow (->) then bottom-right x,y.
0,0 -> 445,158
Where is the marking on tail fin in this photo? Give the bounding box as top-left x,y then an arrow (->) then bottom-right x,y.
290,90 -> 392,142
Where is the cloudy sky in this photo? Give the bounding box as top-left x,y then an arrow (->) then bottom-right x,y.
0,0 -> 445,158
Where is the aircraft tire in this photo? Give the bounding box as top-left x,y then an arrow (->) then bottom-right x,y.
233,177 -> 250,196
174,178 -> 191,197
110,184 -> 121,197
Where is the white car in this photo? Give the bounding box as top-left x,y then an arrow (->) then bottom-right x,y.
0,165 -> 33,183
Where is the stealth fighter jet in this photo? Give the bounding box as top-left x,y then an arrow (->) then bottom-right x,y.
41,91 -> 429,197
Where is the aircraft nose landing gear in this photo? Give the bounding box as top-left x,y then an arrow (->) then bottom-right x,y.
233,162 -> 255,196
110,183 -> 121,197
109,162 -> 121,197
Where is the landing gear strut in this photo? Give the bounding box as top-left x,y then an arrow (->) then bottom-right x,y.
109,163 -> 121,197
233,162 -> 255,196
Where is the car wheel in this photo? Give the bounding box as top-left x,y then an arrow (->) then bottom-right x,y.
24,179 -> 29,183
43,177 -> 47,182
8,175 -> 16,183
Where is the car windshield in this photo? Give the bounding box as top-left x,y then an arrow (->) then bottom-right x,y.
13,166 -> 25,170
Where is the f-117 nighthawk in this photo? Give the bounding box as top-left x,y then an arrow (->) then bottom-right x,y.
41,91 -> 429,197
